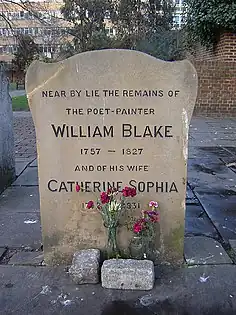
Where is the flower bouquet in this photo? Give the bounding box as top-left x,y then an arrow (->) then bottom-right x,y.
76,184 -> 136,258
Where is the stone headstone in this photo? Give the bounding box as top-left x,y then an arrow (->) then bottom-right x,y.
26,50 -> 198,265
0,65 -> 15,193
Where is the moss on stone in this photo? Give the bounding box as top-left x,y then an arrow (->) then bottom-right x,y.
165,225 -> 185,265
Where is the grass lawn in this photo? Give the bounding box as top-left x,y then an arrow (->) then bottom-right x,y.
12,95 -> 29,111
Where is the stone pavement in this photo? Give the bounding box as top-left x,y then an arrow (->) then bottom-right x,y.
0,113 -> 236,314
10,89 -> 26,97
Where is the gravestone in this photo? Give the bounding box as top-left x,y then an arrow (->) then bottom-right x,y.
26,50 -> 198,265
0,65 -> 15,193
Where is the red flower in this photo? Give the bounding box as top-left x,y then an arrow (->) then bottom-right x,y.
122,186 -> 130,197
122,187 -> 137,197
133,218 -> 146,233
86,201 -> 94,209
147,211 -> 160,222
100,192 -> 110,204
130,188 -> 137,197
75,184 -> 81,192
133,222 -> 142,233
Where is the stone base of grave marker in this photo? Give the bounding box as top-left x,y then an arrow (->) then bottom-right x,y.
26,50 -> 198,266
0,65 -> 15,193
101,259 -> 155,290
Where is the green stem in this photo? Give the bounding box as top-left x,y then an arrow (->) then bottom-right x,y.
107,226 -> 119,258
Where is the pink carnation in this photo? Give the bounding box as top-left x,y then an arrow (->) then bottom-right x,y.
149,201 -> 158,208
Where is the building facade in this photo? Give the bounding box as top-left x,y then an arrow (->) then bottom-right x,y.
0,0 -> 70,62
0,0 -> 184,63
173,0 -> 184,29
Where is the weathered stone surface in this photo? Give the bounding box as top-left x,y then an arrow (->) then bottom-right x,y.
188,158 -> 236,191
185,217 -> 219,239
0,186 -> 39,213
9,251 -> 44,265
0,65 -> 15,193
194,190 -> 236,241
29,158 -> 38,167
0,247 -> 7,259
2,264 -> 236,314
69,249 -> 100,284
26,50 -> 198,265
185,205 -> 219,238
185,204 -> 205,218
186,186 -> 199,205
12,167 -> 38,186
184,237 -> 232,265
0,212 -> 41,249
101,259 -> 154,290
15,160 -> 31,176
229,239 -> 236,254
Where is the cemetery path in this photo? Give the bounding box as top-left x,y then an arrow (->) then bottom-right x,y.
0,113 -> 235,314
0,264 -> 236,314
10,89 -> 26,97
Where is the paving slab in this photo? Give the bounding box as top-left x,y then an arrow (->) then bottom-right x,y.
184,237 -> 232,265
195,146 -> 233,158
12,167 -> 38,186
29,158 -> 38,167
185,205 -> 205,218
0,212 -> 41,249
186,186 -> 199,204
185,217 -> 219,238
0,186 -> 39,213
0,265 -> 142,315
15,160 -> 31,176
185,205 -> 219,238
186,197 -> 199,205
188,158 -> 236,190
9,251 -> 44,266
224,147 -> 236,156
195,190 -> 236,241
1,265 -> 236,314
0,247 -> 7,259
220,155 -> 236,173
188,146 -> 234,160
229,239 -> 236,250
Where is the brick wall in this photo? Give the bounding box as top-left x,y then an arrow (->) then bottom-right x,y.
191,33 -> 236,116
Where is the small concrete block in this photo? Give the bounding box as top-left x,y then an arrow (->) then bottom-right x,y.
0,247 -> 7,259
9,251 -> 44,266
185,237 -> 232,265
69,249 -> 100,284
101,259 -> 155,290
